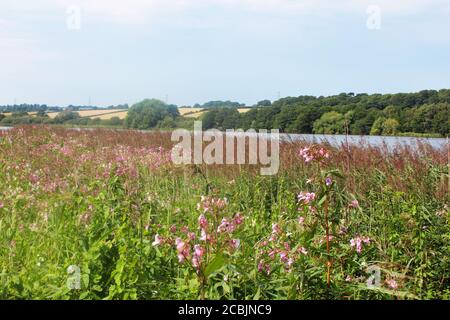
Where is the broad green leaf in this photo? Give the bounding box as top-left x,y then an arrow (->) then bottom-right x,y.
205,254 -> 227,278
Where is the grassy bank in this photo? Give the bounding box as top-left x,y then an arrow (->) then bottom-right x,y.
0,126 -> 448,299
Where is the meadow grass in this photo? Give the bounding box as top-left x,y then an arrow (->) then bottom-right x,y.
0,126 -> 448,299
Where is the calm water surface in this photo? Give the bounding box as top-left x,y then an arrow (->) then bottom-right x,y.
0,126 -> 447,150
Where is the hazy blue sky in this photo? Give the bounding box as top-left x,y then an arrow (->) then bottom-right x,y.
1,0 -> 449,107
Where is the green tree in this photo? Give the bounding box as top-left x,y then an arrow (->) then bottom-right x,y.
286,106 -> 321,133
107,116 -> 123,126
313,111 -> 346,134
256,100 -> 272,107
125,99 -> 179,129
370,117 -> 400,135
382,118 -> 400,135
201,108 -> 240,130
53,111 -> 80,124
370,117 -> 386,135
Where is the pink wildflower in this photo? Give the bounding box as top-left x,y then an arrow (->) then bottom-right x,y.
298,192 -> 316,205
279,251 -> 289,263
233,212 -> 244,225
152,234 -> 163,246
230,239 -> 241,250
191,255 -> 200,268
193,244 -> 204,258
187,232 -> 196,241
178,253 -> 186,263
350,236 -> 371,254
271,223 -> 281,235
349,199 -> 359,208
257,261 -> 264,272
318,148 -> 329,159
320,235 -> 334,244
218,217 -> 235,233
386,279 -> 398,290
299,147 -> 314,163
180,226 -> 189,234
197,196 -> 228,213
268,250 -> 277,260
287,258 -> 294,268
198,214 -> 208,229
265,264 -> 271,275
200,228 -> 210,242
175,238 -> 185,252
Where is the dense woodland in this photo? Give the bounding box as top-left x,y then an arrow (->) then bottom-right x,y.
1,90 -> 449,136
201,90 -> 450,136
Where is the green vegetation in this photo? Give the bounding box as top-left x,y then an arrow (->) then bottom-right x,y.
201,90 -> 449,136
125,99 -> 179,129
1,89 -> 449,136
312,111 -> 347,134
0,127 -> 448,299
194,100 -> 245,109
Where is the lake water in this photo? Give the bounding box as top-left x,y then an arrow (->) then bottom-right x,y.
280,133 -> 448,150
0,126 -> 447,150
201,131 -> 448,150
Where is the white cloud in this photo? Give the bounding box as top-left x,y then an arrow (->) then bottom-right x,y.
0,0 -> 448,24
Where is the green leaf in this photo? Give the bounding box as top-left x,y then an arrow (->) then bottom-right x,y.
318,195 -> 327,206
328,170 -> 345,179
205,254 -> 227,278
253,287 -> 261,300
79,291 -> 90,299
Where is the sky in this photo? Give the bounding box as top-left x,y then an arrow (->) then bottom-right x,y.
0,0 -> 450,107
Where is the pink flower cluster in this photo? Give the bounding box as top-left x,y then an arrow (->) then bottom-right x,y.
175,237 -> 192,264
349,199 -> 359,208
349,236 -> 371,253
153,232 -> 205,267
192,244 -> 205,268
386,279 -> 398,290
258,223 -> 308,274
217,213 -> 244,233
298,146 -> 330,164
152,204 -> 244,271
197,196 -> 228,214
297,192 -> 316,205
60,146 -> 73,156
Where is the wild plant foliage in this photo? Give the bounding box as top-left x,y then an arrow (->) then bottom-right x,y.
0,126 -> 448,299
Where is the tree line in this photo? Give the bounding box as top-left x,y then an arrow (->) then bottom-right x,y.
1,90 -> 449,136
200,90 -> 450,136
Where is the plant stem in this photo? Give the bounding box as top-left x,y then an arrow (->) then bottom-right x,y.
324,198 -> 331,287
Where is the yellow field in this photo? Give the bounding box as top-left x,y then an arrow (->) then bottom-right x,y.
91,111 -> 128,120
181,108 -> 252,118
3,107 -> 253,120
184,111 -> 206,118
178,107 -> 204,116
45,112 -> 59,118
1,112 -> 37,116
44,109 -> 128,119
